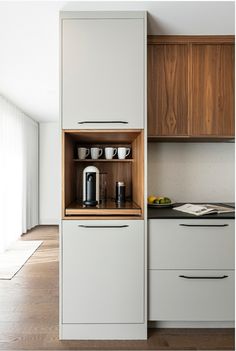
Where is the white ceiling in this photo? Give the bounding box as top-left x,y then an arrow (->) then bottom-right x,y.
0,1 -> 234,122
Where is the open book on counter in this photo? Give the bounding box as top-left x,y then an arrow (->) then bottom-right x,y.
173,203 -> 235,216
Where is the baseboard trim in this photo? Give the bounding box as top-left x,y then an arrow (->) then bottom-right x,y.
39,219 -> 59,225
149,321 -> 235,328
60,323 -> 147,340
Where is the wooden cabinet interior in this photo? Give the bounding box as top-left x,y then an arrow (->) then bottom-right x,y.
148,35 -> 235,141
62,130 -> 144,219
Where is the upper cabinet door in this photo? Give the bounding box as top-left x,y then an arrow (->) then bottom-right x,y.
61,15 -> 145,129
147,36 -> 235,140
148,43 -> 189,137
191,43 -> 235,137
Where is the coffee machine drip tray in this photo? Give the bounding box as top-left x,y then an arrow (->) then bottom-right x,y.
65,199 -> 141,217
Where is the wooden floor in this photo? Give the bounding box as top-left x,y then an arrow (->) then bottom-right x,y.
0,225 -> 234,350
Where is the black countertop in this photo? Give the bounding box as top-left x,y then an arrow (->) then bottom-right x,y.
148,203 -> 235,219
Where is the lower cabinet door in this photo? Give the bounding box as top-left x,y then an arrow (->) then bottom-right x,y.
62,220 -> 144,324
149,270 -> 235,321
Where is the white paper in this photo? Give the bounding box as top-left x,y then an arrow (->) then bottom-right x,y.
173,203 -> 234,216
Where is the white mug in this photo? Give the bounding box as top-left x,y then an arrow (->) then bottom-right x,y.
118,147 -> 131,159
105,147 -> 117,160
78,147 -> 89,160
91,147 -> 103,160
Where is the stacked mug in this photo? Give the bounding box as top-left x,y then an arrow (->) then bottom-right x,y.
77,147 -> 131,160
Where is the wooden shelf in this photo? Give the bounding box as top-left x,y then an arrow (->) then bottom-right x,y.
73,159 -> 134,162
65,199 -> 141,216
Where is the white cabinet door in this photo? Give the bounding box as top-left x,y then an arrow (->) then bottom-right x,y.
61,17 -> 145,129
149,219 -> 235,269
149,270 -> 235,321
62,220 -> 144,324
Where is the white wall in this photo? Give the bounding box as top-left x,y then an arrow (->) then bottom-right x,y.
148,143 -> 235,203
63,1 -> 235,35
39,122 -> 60,224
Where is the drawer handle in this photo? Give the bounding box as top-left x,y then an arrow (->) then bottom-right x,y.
179,275 -> 228,280
78,225 -> 129,229
179,224 -> 229,227
77,120 -> 128,125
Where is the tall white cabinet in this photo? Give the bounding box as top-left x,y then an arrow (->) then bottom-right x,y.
60,11 -> 147,340
61,11 -> 145,129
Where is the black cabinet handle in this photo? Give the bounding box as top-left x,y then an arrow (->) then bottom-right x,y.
78,225 -> 129,228
77,121 -> 128,125
179,275 -> 228,280
179,224 -> 229,227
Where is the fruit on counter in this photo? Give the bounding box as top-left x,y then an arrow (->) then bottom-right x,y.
148,195 -> 172,204
148,195 -> 157,204
160,197 -> 171,204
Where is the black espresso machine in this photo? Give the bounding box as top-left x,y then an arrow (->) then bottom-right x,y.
83,166 -> 99,206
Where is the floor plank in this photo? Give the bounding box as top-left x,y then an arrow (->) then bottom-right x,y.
0,225 -> 234,350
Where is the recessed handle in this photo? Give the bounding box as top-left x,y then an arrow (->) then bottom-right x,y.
179,275 -> 228,280
77,120 -> 128,125
179,224 -> 229,227
78,225 -> 129,228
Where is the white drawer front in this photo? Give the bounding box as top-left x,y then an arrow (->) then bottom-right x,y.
149,270 -> 235,321
149,219 -> 234,269
62,220 -> 144,324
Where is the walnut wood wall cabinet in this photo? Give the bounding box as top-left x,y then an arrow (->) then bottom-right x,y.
60,11 -> 147,340
148,36 -> 235,141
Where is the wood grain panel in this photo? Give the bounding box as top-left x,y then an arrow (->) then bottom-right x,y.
191,44 -> 235,136
148,36 -> 235,140
148,44 -> 189,136
63,132 -> 77,211
66,129 -> 141,143
132,130 -> 144,212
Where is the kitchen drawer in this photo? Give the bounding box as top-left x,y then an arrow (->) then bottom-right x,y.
62,220 -> 144,324
149,269 -> 235,321
149,219 -> 234,269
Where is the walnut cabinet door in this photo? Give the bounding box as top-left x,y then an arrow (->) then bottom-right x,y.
148,43 -> 189,137
191,43 -> 235,137
147,36 -> 235,140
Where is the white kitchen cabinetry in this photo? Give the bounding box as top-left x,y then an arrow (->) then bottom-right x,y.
61,12 -> 145,129
149,270 -> 234,321
60,10 -> 147,340
149,219 -> 234,270
148,219 -> 235,322
62,220 -> 144,324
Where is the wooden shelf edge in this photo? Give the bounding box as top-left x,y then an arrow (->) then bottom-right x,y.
148,35 -> 235,45
63,129 -> 143,133
65,208 -> 142,216
64,199 -> 142,217
73,159 -> 134,162
62,215 -> 144,220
